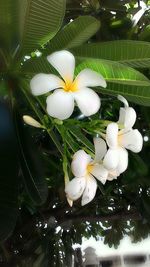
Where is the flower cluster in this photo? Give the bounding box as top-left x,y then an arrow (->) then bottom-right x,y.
30,50 -> 143,206
65,95 -> 143,206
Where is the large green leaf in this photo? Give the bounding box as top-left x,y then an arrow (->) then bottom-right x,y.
18,0 -> 66,57
0,100 -> 19,241
75,60 -> 150,106
45,16 -> 100,53
75,59 -> 150,86
21,55 -> 54,77
99,82 -> 150,106
0,0 -> 19,53
71,40 -> 150,68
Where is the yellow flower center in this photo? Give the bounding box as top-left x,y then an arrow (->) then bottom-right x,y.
87,163 -> 94,174
61,79 -> 78,92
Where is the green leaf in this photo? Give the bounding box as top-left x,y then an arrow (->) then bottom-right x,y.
139,25 -> 150,42
0,80 -> 8,97
21,55 -> 54,76
19,80 -> 64,156
18,0 -> 66,57
0,0 -> 19,53
75,59 -> 150,86
65,131 -> 80,153
0,101 -> 19,241
68,126 -> 94,152
99,82 -> 150,106
14,104 -> 48,205
75,59 -> 150,105
45,16 -> 100,53
71,40 -> 150,68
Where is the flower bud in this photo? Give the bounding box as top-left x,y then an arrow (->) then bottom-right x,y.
23,115 -> 42,128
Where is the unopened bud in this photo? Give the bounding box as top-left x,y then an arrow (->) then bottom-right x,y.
23,115 -> 43,128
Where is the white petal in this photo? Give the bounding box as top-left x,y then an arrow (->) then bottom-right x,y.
103,148 -> 119,170
93,137 -> 107,162
46,89 -> 74,120
30,73 -> 62,96
74,87 -> 100,116
47,50 -> 75,82
75,68 -> 106,88
91,164 -> 108,184
71,150 -> 91,177
119,129 -> 143,153
81,175 -> 97,206
116,147 -> 128,174
118,95 -> 129,108
65,177 -> 86,201
106,123 -> 118,148
118,107 -> 136,129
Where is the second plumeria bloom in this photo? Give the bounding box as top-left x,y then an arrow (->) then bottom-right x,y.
104,95 -> 143,173
65,139 -> 110,206
30,50 -> 106,120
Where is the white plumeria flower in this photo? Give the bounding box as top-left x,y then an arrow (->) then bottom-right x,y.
30,50 -> 106,120
103,95 -> 143,173
65,140 -> 109,206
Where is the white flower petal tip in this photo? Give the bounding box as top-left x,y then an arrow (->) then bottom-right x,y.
46,89 -> 74,120
81,175 -> 97,206
30,73 -> 62,96
47,50 -> 75,82
67,198 -> 73,207
75,68 -> 107,88
106,123 -> 118,148
120,129 -> 143,153
23,115 -> 42,128
71,150 -> 91,177
93,137 -> 107,162
101,178 -> 107,185
74,87 -> 101,116
65,177 -> 86,201
118,95 -> 129,107
107,174 -> 118,181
